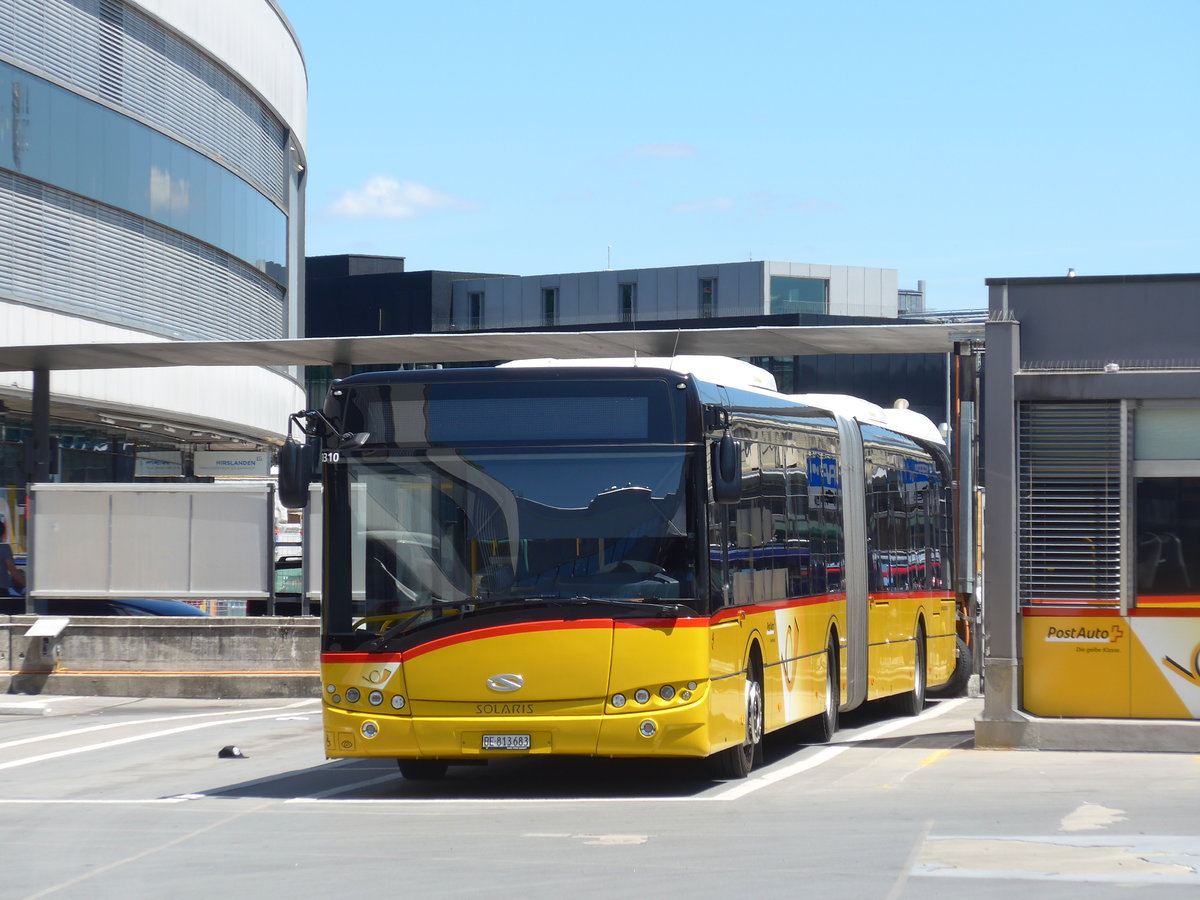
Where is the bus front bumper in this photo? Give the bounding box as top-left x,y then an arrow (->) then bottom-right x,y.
322,702 -> 714,760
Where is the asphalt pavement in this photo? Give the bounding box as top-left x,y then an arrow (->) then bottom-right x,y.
0,694 -> 1197,899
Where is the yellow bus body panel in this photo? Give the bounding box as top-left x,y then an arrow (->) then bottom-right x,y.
321,593 -> 957,763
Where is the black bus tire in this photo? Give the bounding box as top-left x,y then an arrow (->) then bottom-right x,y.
899,626 -> 927,717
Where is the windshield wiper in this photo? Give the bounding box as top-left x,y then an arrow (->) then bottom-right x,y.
364,603 -> 445,650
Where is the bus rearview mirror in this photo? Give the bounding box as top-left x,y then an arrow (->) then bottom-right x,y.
278,439 -> 313,509
712,435 -> 742,504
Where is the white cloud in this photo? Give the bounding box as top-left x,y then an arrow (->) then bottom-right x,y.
630,143 -> 696,159
672,197 -> 735,214
329,176 -> 470,219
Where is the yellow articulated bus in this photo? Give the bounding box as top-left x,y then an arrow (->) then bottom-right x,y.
279,356 -> 961,779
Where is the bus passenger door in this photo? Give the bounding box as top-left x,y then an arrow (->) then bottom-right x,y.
707,492 -> 750,748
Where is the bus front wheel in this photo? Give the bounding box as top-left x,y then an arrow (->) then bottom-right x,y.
710,664 -> 764,779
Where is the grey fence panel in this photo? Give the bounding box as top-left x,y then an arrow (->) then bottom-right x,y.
30,483 -> 273,599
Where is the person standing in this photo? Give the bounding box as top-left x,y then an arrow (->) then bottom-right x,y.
0,517 -> 25,596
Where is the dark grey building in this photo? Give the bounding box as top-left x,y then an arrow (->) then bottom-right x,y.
304,255 -> 955,423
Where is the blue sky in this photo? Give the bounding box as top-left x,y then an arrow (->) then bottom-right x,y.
278,0 -> 1198,310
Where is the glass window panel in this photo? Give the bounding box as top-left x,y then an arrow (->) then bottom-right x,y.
1135,408 -> 1200,460
126,123 -> 152,219
75,100 -> 106,201
47,86 -> 76,187
16,75 -> 50,182
0,59 -> 286,275
148,128 -> 173,221
0,75 -> 13,171
1136,477 -> 1200,596
770,276 -> 828,315
101,105 -> 130,203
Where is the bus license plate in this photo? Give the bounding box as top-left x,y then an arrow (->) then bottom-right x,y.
482,734 -> 531,751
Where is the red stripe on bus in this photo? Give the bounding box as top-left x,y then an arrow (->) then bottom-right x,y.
1022,607 -> 1121,617
1024,605 -> 1200,618
1134,595 -> 1200,606
1023,606 -> 1200,619
400,619 -> 615,660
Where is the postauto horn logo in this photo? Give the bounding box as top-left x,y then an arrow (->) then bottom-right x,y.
1045,624 -> 1125,643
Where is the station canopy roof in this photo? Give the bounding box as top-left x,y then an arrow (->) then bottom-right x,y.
0,323 -> 984,372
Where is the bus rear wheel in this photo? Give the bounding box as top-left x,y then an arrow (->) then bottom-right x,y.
899,627 -> 927,717
804,640 -> 839,744
710,665 -> 764,779
397,759 -> 448,780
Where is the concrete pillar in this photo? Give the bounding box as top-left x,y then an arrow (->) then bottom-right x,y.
976,315 -> 1027,744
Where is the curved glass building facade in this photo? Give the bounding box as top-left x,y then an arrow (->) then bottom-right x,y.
0,0 -> 308,550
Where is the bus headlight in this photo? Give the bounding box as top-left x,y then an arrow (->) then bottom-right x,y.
368,690 -> 384,706
611,693 -> 627,708
391,695 -> 406,710
659,685 -> 676,701
634,689 -> 651,704
345,687 -> 361,703
639,720 -> 658,738
361,721 -> 379,739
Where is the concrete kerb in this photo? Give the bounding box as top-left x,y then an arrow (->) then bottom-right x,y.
1,615 -> 321,699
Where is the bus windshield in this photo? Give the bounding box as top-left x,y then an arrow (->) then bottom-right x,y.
343,447 -> 695,627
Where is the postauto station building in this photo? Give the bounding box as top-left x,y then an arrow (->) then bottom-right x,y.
978,273 -> 1200,749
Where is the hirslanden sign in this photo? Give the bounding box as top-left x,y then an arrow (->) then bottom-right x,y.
194,451 -> 271,477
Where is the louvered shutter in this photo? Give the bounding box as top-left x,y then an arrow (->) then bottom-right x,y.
1018,402 -> 1123,605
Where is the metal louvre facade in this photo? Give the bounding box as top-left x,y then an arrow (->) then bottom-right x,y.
0,170 -> 284,341
1017,402 -> 1123,605
0,0 -> 289,206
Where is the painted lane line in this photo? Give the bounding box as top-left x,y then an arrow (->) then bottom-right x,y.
300,773 -> 410,799
0,798 -> 191,805
0,701 -> 50,716
0,710 -> 318,772
714,697 -> 971,802
0,698 -> 319,752
920,749 -> 951,768
288,795 -> 701,805
287,701 -> 972,806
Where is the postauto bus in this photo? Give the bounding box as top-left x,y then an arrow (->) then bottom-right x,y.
278,357 -> 961,779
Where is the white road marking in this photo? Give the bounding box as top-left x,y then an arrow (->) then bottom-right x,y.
2,697 -> 970,805
284,699 -> 972,806
0,798 -> 190,805
0,698 -> 318,752
714,697 -> 970,801
1059,802 -> 1128,832
913,835 -> 1200,885
0,706 -> 320,772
